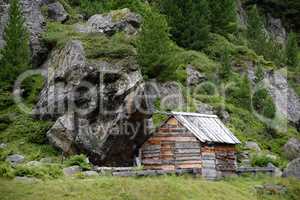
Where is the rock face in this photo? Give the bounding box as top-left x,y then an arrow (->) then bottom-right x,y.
0,0 -> 9,49
145,81 -> 185,112
266,14 -> 287,45
35,40 -> 152,166
283,158 -> 300,179
20,0 -> 48,67
236,0 -> 247,29
186,65 -> 206,86
47,2 -> 68,22
76,8 -> 141,35
265,70 -> 300,124
283,138 -> 300,161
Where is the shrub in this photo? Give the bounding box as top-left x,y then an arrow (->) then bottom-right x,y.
65,154 -> 91,170
252,88 -> 276,119
0,162 -> 14,178
0,114 -> 13,131
14,164 -> 62,179
20,74 -> 45,106
0,91 -> 14,110
251,154 -> 279,167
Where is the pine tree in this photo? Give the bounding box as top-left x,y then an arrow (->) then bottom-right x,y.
0,0 -> 30,89
137,7 -> 171,78
246,5 -> 267,56
219,48 -> 232,80
209,0 -> 237,35
160,0 -> 210,50
254,63 -> 264,83
286,32 -> 299,68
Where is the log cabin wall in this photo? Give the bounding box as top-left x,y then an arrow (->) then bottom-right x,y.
140,117 -> 202,171
140,116 -> 238,179
201,144 -> 237,179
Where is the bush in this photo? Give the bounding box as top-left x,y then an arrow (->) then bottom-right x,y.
251,154 -> 279,167
65,154 -> 91,170
0,91 -> 14,111
14,164 -> 62,179
0,162 -> 14,178
252,89 -> 276,119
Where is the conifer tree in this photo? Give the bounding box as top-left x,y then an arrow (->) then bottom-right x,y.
0,0 -> 30,89
254,63 -> 264,83
219,48 -> 232,80
160,0 -> 210,50
246,5 -> 267,56
209,0 -> 237,35
137,7 -> 170,78
286,32 -> 299,68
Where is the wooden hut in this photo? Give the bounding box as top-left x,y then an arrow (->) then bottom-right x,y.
139,112 -> 241,179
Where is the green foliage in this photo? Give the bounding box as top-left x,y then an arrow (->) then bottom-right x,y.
65,154 -> 91,170
251,154 -> 279,167
0,91 -> 14,111
0,0 -> 31,89
0,162 -> 14,178
209,0 -> 237,35
20,75 -> 45,106
246,5 -> 285,65
254,64 -> 264,83
14,164 -> 63,179
219,48 -> 232,80
160,0 -> 210,50
137,7 -> 171,79
69,0 -> 144,18
286,32 -> 299,68
226,75 -> 252,110
252,89 -> 276,119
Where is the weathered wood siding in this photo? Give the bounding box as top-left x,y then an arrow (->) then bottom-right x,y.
202,144 -> 237,179
140,117 -> 237,179
140,117 -> 202,171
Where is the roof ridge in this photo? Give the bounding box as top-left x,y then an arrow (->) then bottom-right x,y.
171,111 -> 218,118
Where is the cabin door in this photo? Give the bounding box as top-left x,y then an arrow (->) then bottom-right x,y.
202,146 -> 218,180
160,141 -> 176,170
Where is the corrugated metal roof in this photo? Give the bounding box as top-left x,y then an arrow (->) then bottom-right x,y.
171,112 -> 241,144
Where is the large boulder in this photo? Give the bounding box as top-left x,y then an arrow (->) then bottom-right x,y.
6,154 -> 25,166
244,141 -> 261,152
196,102 -> 230,123
47,2 -> 68,22
283,158 -> 300,179
145,80 -> 185,112
283,138 -> 300,160
76,8 -> 141,36
35,40 -> 152,166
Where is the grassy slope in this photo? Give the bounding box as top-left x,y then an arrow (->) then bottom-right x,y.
0,176 -> 299,200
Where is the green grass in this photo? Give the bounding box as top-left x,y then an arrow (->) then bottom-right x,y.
0,176 -> 299,200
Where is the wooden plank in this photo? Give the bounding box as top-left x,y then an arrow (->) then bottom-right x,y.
176,164 -> 202,169
175,157 -> 201,161
175,142 -> 200,149
149,137 -> 198,142
175,160 -> 202,164
175,149 -> 200,154
143,145 -> 160,151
